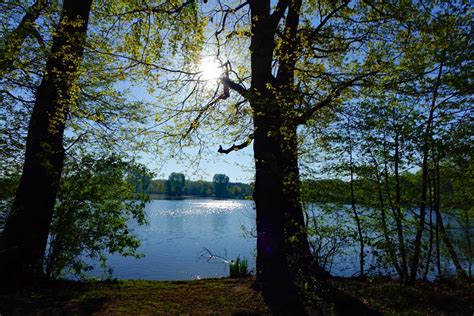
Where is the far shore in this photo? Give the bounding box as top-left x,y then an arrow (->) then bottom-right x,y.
147,194 -> 251,200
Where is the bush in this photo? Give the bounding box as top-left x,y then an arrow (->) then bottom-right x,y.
229,256 -> 249,278
44,154 -> 151,279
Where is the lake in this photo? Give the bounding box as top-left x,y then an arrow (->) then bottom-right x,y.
87,199 -> 464,280
89,198 -> 257,280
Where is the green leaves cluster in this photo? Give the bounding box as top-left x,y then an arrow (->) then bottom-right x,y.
44,155 -> 151,279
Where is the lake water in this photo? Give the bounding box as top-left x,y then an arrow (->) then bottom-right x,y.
86,199 -> 466,280
91,199 -> 257,280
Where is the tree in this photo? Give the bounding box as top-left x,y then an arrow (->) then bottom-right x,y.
213,173 -> 229,197
44,155 -> 150,278
166,172 -> 186,196
205,1 -> 386,313
0,0 -> 93,290
298,0 -> 472,284
0,0 -> 203,290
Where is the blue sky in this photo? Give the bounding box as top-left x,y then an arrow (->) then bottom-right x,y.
140,145 -> 255,183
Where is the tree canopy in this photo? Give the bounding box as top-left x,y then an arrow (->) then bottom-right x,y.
0,0 -> 472,314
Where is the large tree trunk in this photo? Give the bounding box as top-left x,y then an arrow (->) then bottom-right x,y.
253,116 -> 380,315
249,2 -> 302,311
253,110 -> 307,314
248,1 -> 381,314
0,0 -> 92,291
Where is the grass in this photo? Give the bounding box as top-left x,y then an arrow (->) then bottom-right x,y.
0,278 -> 268,315
0,277 -> 472,315
229,256 -> 249,278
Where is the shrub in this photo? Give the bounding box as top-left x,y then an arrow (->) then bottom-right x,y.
229,256 -> 249,278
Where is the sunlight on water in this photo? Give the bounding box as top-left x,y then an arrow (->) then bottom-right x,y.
152,199 -> 245,216
87,199 -> 256,280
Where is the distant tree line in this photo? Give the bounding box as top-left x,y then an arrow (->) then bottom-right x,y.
144,173 -> 253,199
301,169 -> 469,209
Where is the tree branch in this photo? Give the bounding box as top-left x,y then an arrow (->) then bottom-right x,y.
218,134 -> 254,154
200,247 -> 230,263
296,72 -> 376,125
64,132 -> 88,152
270,0 -> 289,28
152,0 -> 195,14
0,0 -> 49,76
221,77 -> 250,100
215,1 -> 250,37
305,1 -> 350,41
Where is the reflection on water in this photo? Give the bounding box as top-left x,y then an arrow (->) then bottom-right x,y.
85,199 -> 471,281
89,199 -> 256,280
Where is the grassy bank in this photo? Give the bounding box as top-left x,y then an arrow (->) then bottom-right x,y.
0,277 -> 472,315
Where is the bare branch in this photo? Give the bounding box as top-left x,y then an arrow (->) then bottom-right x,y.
86,49 -> 200,75
218,134 -> 253,154
64,132 -> 88,152
221,77 -> 250,100
200,247 -> 230,263
215,1 -> 250,37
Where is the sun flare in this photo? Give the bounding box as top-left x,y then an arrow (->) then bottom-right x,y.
199,57 -> 222,81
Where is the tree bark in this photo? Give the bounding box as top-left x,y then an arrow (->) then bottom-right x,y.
248,2 -> 302,311
0,0 -> 92,291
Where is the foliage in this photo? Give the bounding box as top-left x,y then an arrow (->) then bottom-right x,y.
298,0 -> 473,282
303,204 -> 354,273
301,179 -> 350,204
147,174 -> 252,199
166,172 -> 186,196
44,155 -> 151,279
213,173 -> 230,198
229,256 -> 249,278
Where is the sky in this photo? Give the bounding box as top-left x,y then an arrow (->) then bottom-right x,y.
149,145 -> 255,183
120,37 -> 258,184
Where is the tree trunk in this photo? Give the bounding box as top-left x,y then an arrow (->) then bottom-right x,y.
409,139 -> 429,283
423,172 -> 434,281
393,132 -> 409,283
0,0 -> 92,291
368,148 -> 402,277
409,59 -> 444,284
248,2 -> 304,312
435,212 -> 442,276
432,156 -> 468,280
349,139 -> 364,277
252,112 -> 309,314
248,1 -> 381,314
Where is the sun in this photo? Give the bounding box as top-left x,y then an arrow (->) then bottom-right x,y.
199,57 -> 222,81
